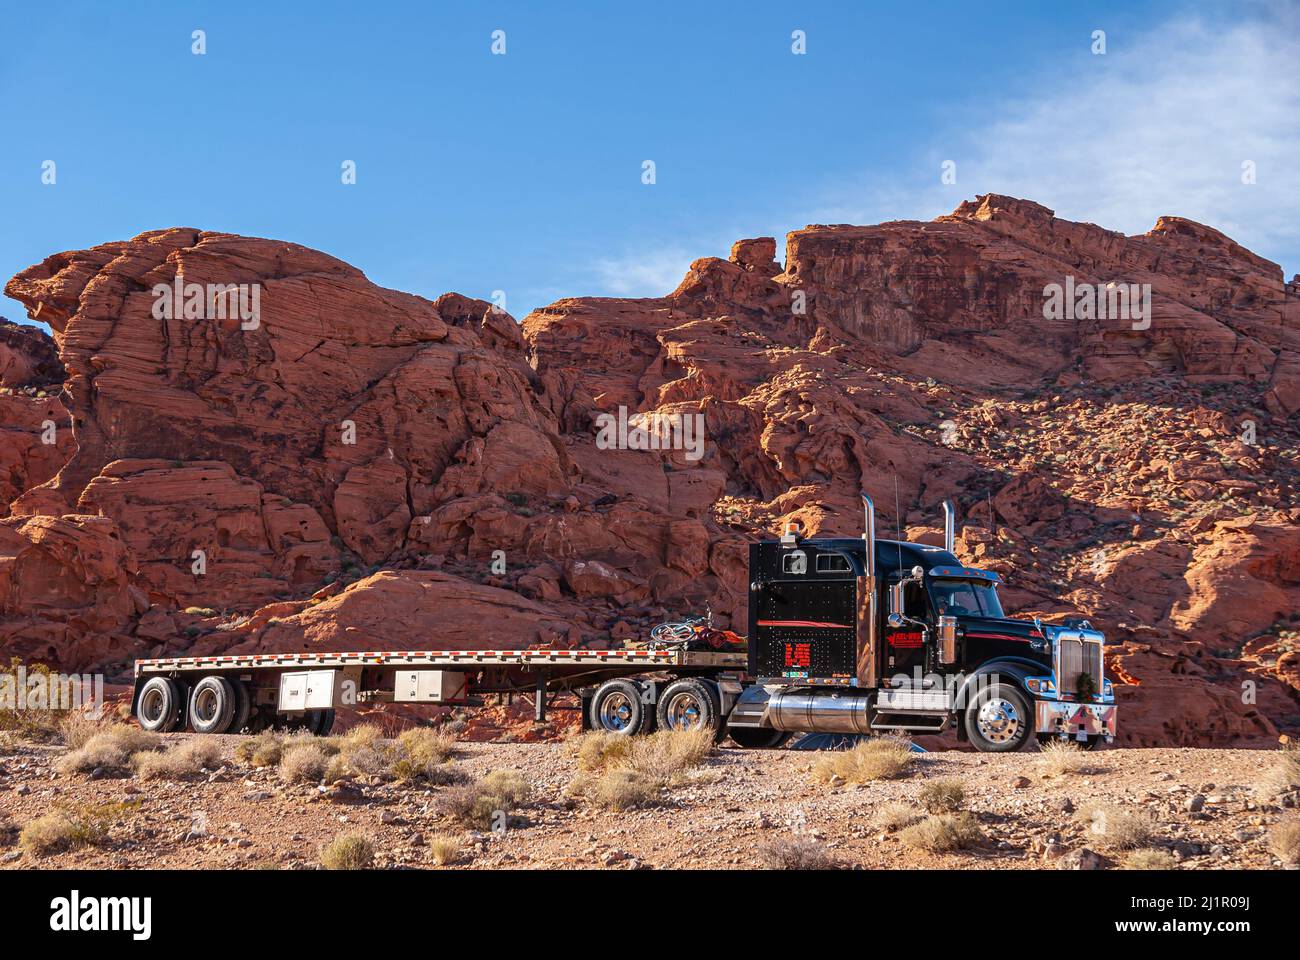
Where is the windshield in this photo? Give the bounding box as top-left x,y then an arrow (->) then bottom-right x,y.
929,578 -> 1005,619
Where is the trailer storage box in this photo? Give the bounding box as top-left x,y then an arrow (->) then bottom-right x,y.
278,670 -> 345,712
394,670 -> 468,704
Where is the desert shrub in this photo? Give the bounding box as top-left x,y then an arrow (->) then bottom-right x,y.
398,727 -> 455,766
918,778 -> 965,813
568,729 -> 714,809
235,730 -> 285,767
319,833 -> 375,870
1270,820 -> 1300,866
812,736 -> 914,785
133,737 -> 223,780
898,813 -> 983,853
183,607 -> 217,617
1038,739 -> 1090,776
1257,746 -> 1300,798
428,833 -> 463,866
1076,803 -> 1155,852
438,768 -> 531,828
1123,848 -> 1178,870
756,835 -> 839,870
55,725 -> 161,776
874,801 -> 924,832
19,801 -> 128,856
279,741 -> 331,783
58,711 -> 102,750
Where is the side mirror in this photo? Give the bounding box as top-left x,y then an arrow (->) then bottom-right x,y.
938,615 -> 958,664
887,612 -> 905,629
888,582 -> 904,617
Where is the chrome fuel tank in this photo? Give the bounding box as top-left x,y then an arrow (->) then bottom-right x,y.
767,689 -> 874,734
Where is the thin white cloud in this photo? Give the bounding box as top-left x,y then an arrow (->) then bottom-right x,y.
820,4 -> 1300,271
590,246 -> 700,298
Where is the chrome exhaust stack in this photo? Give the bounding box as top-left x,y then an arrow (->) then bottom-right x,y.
858,492 -> 878,686
942,499 -> 955,554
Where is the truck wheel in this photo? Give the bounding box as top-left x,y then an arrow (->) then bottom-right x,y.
228,679 -> 252,734
728,728 -> 792,749
656,678 -> 721,736
137,677 -> 185,732
188,676 -> 237,734
589,679 -> 651,735
964,682 -> 1033,753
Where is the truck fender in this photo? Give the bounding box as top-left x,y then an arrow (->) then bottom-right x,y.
952,657 -> 1042,712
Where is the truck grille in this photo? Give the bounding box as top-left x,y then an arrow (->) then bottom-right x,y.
1057,634 -> 1103,697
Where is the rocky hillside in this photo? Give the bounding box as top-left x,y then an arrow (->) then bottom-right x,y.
2,195 -> 1297,746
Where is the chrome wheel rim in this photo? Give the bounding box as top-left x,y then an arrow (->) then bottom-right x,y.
598,691 -> 635,731
140,687 -> 165,724
664,692 -> 703,731
976,697 -> 1021,744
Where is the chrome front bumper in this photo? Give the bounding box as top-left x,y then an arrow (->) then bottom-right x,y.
1035,700 -> 1117,742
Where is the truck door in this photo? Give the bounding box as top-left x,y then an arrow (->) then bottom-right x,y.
882,579 -> 933,685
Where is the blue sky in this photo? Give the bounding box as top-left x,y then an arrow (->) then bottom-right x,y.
3,1 -> 1297,330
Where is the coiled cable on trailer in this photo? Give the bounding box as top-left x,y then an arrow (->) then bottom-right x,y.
648,616 -> 706,649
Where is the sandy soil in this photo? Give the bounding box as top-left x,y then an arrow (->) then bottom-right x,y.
1,734 -> 1296,870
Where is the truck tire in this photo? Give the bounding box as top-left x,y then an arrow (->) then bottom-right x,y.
137,677 -> 185,732
727,727 -> 793,749
188,676 -> 237,734
589,679 -> 651,735
229,679 -> 252,734
310,709 -> 336,736
964,682 -> 1033,753
656,678 -> 722,736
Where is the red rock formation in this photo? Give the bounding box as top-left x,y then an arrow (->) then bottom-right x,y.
2,196 -> 1297,748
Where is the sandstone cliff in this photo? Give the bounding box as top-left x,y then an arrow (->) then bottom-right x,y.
3,197 -> 1297,746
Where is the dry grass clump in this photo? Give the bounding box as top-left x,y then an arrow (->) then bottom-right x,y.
58,711 -> 102,750
1038,739 -> 1092,777
55,724 -> 161,776
918,778 -> 965,813
19,801 -> 130,857
812,736 -> 914,785
133,737 -> 223,780
567,729 -> 715,810
898,813 -> 982,853
428,833 -> 463,866
392,727 -> 458,782
438,768 -> 532,829
1270,820 -> 1300,866
756,835 -> 839,870
235,730 -> 287,767
874,801 -> 924,832
319,832 -> 375,870
308,723 -> 461,783
1076,803 -> 1156,852
279,740 -> 332,783
1123,848 -> 1178,870
1256,745 -> 1300,798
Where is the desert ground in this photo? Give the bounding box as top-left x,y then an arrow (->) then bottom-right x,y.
2,723 -> 1298,871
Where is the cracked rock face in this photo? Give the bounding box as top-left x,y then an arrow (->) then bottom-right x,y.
2,196 -> 1298,747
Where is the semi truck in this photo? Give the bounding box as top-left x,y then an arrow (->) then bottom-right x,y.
132,494 -> 1117,753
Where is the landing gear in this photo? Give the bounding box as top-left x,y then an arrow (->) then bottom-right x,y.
656,678 -> 722,738
136,677 -> 186,732
589,679 -> 652,735
964,682 -> 1033,752
1037,732 -> 1106,751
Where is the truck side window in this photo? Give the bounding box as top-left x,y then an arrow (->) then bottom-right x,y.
782,552 -> 808,575
904,581 -> 932,619
814,554 -> 850,573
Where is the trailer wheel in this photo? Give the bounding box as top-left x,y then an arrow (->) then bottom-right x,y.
188,676 -> 237,734
656,678 -> 721,736
964,682 -> 1032,752
727,727 -> 792,749
589,679 -> 651,735
228,679 -> 252,735
310,709 -> 336,736
137,677 -> 185,732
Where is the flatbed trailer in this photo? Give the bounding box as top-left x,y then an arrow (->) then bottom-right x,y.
132,646 -> 751,739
